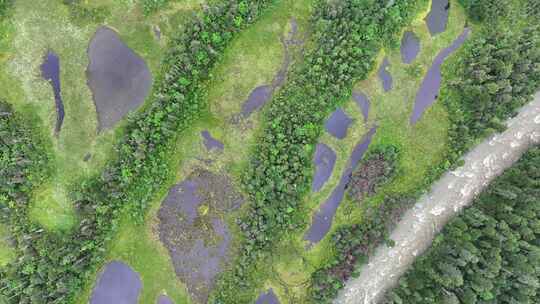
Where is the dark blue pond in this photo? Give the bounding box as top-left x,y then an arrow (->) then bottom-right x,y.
400,31 -> 420,64
312,143 -> 337,192
304,127 -> 377,244
255,289 -> 280,304
425,0 -> 450,36
40,50 -> 65,135
87,26 -> 151,131
410,28 -> 470,124
90,261 -> 141,304
378,57 -> 393,92
325,108 -> 352,139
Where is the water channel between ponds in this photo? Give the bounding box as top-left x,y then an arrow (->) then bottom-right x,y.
304,127 -> 377,244
40,50 -> 65,135
87,26 -> 151,131
201,130 -> 224,152
90,261 -> 141,304
425,0 -> 450,36
410,28 -> 470,125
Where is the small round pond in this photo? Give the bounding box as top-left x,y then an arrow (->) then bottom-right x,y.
90,261 -> 141,304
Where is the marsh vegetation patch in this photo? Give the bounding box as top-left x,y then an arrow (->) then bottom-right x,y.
158,170 -> 244,303
87,26 -> 151,131
304,127 -> 377,245
90,261 -> 141,304
240,18 -> 300,118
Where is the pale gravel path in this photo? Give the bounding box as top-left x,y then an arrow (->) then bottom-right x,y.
335,91 -> 540,304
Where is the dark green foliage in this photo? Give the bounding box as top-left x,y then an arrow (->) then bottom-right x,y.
445,25 -> 540,155
140,0 -> 169,16
211,1 -> 428,302
384,146 -> 540,304
0,1 -> 272,303
458,0 -> 512,23
0,101 -> 48,222
0,0 -> 11,17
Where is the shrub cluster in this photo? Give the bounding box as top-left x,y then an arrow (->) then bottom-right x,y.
211,1 -> 428,302
0,1 -> 272,303
347,145 -> 399,202
384,146 -> 540,304
0,0 -> 10,17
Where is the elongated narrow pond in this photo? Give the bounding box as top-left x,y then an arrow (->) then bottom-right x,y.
410,28 -> 470,124
40,50 -> 65,135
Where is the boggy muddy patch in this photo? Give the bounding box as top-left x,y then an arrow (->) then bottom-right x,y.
87,26 -> 151,131
400,31 -> 420,64
304,127 -> 377,245
40,50 -> 65,135
325,108 -> 353,139
255,289 -> 280,304
352,91 -> 370,121
347,150 -> 396,203
425,0 -> 450,37
158,170 -> 243,303
240,18 -> 301,118
378,58 -> 393,92
201,130 -> 224,152
312,143 -> 337,192
410,28 -> 470,124
90,261 -> 141,304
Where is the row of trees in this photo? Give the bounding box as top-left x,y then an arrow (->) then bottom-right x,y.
210,1 -> 430,302
384,146 -> 540,304
0,1 -> 273,303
